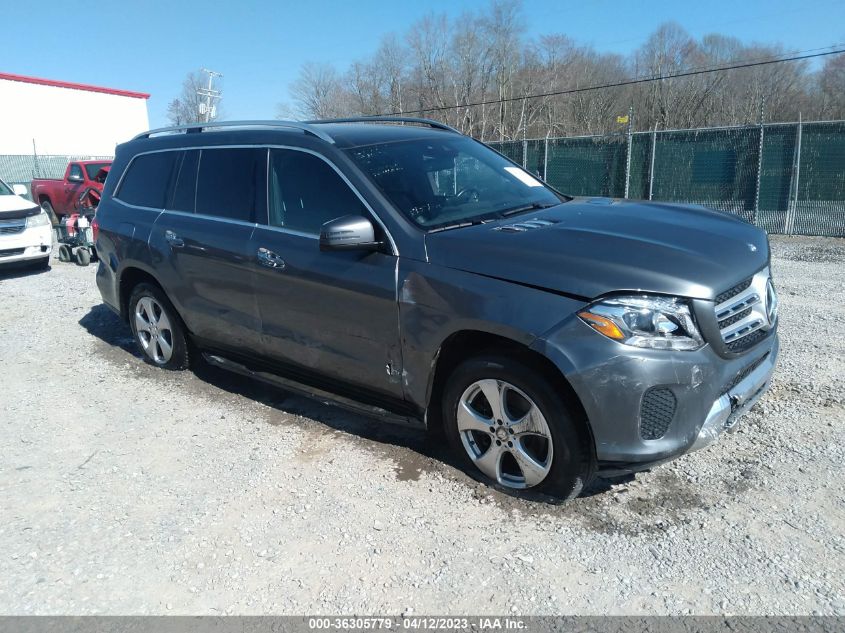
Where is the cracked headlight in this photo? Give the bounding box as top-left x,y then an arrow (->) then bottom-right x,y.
578,296 -> 704,351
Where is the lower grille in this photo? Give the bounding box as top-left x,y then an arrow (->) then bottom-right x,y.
640,388 -> 676,440
0,248 -> 25,258
724,352 -> 769,393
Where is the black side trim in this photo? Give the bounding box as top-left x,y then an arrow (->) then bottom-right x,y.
202,352 -> 425,430
195,341 -> 423,422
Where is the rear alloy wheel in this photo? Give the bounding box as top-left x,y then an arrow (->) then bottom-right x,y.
128,283 -> 189,370
443,355 -> 594,502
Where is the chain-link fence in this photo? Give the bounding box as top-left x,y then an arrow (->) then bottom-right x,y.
4,125 -> 843,237
489,120 -> 845,237
0,154 -> 113,198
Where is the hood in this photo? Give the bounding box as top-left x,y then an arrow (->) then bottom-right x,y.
0,194 -> 40,218
424,198 -> 769,301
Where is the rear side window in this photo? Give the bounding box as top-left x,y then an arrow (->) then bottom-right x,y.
195,148 -> 264,222
169,150 -> 200,212
116,152 -> 178,208
268,149 -> 367,235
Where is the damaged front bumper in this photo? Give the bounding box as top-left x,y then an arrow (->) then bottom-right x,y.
533,318 -> 780,473
688,336 -> 778,452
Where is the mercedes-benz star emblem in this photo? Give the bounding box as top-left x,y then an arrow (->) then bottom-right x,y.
765,279 -> 778,326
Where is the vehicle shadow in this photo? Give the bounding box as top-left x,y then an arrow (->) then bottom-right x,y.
0,261 -> 51,281
78,303 -> 624,503
78,303 -> 458,477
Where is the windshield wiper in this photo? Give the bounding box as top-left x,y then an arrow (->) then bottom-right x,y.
428,217 -> 496,233
499,202 -> 558,217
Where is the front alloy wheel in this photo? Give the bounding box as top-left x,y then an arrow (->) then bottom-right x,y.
457,379 -> 553,489
443,355 -> 594,502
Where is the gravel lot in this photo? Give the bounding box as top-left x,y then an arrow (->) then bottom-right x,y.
0,235 -> 843,615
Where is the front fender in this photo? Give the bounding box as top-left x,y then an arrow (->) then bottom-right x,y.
397,259 -> 587,410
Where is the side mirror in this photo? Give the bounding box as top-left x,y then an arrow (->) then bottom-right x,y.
68,173 -> 83,183
12,184 -> 28,197
320,215 -> 383,252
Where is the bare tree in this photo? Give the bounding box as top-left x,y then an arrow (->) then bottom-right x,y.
818,53 -> 845,119
289,62 -> 349,119
277,1 -> 842,138
480,0 -> 525,140
167,70 -> 223,125
406,14 -> 451,120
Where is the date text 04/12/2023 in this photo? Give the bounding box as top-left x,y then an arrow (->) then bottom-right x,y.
307,617 -> 527,630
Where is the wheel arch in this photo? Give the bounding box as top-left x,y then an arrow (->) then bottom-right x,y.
118,265 -> 170,323
425,329 -> 595,460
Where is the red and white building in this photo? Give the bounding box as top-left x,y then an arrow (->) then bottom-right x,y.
0,72 -> 150,157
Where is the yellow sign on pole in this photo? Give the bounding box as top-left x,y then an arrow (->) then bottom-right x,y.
616,115 -> 629,124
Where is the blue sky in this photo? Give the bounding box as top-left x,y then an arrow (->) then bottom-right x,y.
4,0 -> 843,128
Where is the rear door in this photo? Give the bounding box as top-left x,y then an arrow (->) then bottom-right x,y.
249,147 -> 403,400
148,147 -> 265,352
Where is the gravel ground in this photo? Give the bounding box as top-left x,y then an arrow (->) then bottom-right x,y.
0,235 -> 843,616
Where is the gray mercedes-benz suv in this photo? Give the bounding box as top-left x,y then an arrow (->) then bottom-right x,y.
95,117 -> 779,502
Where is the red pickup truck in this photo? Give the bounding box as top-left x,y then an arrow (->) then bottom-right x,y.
31,160 -> 111,223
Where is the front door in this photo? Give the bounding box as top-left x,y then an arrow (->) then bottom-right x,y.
250,148 -> 403,400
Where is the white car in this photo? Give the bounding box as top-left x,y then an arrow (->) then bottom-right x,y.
0,178 -> 52,269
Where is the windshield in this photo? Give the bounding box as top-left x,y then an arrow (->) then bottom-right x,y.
0,179 -> 13,196
84,163 -> 111,180
345,136 -> 565,229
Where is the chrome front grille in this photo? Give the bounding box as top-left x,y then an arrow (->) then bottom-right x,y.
0,219 -> 25,235
715,267 -> 777,353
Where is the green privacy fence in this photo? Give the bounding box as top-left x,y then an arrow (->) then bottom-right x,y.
489,120 -> 845,237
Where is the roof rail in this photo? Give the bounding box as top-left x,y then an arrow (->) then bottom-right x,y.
131,120 -> 335,143
306,116 -> 462,135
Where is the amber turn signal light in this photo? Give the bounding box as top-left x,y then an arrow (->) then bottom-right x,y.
578,311 -> 625,340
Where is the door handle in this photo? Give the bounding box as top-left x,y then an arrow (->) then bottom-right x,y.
165,230 -> 185,248
257,247 -> 285,269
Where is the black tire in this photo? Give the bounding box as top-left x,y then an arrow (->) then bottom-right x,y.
57,244 -> 71,262
442,355 -> 594,503
74,247 -> 91,266
40,200 -> 59,226
128,282 -> 190,370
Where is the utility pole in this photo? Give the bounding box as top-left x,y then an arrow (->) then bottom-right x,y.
197,68 -> 223,122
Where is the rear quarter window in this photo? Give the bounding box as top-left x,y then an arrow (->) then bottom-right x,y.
116,152 -> 178,208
